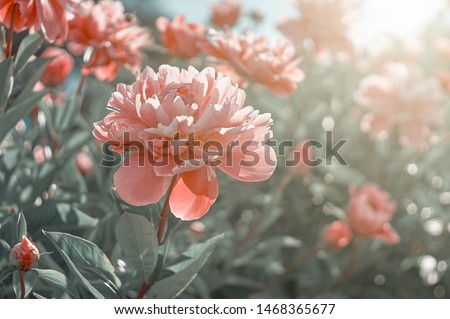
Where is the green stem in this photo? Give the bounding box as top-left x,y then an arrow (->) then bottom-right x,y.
329,238 -> 357,292
5,3 -> 19,58
19,270 -> 25,299
157,175 -> 180,245
136,174 -> 180,299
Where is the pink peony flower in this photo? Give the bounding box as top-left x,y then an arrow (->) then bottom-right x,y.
40,47 -> 74,87
354,62 -> 445,149
93,65 -> 276,220
76,152 -> 93,176
156,15 -> 206,59
278,0 -> 354,56
0,0 -> 78,43
347,184 -> 399,245
68,0 -> 152,82
210,0 -> 241,28
214,64 -> 248,88
9,236 -> 40,270
201,30 -> 303,96
322,220 -> 352,251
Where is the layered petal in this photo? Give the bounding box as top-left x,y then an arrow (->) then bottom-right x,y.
113,152 -> 171,206
169,166 -> 219,220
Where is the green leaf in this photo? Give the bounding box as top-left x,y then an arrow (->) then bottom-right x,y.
33,292 -> 47,299
34,269 -> 80,298
16,212 -> 27,243
43,231 -> 120,288
148,233 -> 224,298
55,131 -> 91,163
115,212 -> 158,283
13,270 -> 38,299
55,95 -> 80,134
0,88 -> 50,143
14,33 -> 45,72
0,267 -> 14,284
54,248 -> 104,299
0,58 -> 14,113
13,58 -> 51,102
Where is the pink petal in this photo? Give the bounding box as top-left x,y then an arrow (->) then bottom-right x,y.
375,224 -> 400,245
36,0 -> 65,42
218,145 -> 276,182
169,167 -> 219,220
114,152 -> 171,206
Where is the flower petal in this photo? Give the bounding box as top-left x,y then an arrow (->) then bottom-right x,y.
114,152 -> 171,206
218,144 -> 276,182
169,167 -> 218,220
375,224 -> 400,245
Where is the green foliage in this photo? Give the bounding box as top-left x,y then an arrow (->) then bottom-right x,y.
148,234 -> 224,298
115,212 -> 159,283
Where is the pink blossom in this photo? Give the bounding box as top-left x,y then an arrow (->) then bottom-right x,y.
201,30 -> 303,96
40,47 -> 74,87
9,236 -> 40,270
156,15 -> 206,59
0,0 -> 78,43
76,152 -> 93,176
93,65 -> 276,220
322,220 -> 352,251
278,0 -> 354,56
214,64 -> 248,88
68,0 -> 152,82
347,184 -> 399,245
354,62 -> 445,149
210,0 -> 241,28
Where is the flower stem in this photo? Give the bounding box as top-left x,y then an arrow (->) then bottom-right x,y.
136,282 -> 149,299
19,270 -> 25,299
136,174 -> 179,299
76,74 -> 86,96
329,238 -> 357,292
157,175 -> 179,245
5,3 -> 19,58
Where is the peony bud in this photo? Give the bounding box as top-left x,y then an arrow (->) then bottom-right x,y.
9,236 -> 40,270
76,152 -> 93,176
322,220 -> 352,251
40,47 -> 74,87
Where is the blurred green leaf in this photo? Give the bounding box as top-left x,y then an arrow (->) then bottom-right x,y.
55,95 -> 79,134
34,268 -> 80,298
13,57 -> 51,101
115,212 -> 158,283
13,270 -> 37,299
0,58 -> 14,113
0,88 -> 50,143
14,33 -> 44,72
0,267 -> 14,284
16,212 -> 27,243
148,233 -> 224,298
32,292 -> 47,299
55,131 -> 91,163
